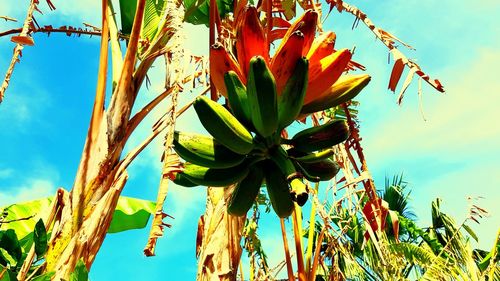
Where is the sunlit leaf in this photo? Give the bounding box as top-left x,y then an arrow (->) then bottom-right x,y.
1,196 -> 155,239
107,196 -> 155,233
119,0 -> 167,42
0,249 -> 16,267
142,0 -> 167,41
463,224 -> 478,243
1,198 -> 52,239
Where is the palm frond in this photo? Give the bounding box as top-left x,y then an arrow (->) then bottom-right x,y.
380,173 -> 416,220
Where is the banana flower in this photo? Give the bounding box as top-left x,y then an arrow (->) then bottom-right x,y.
210,6 -> 370,114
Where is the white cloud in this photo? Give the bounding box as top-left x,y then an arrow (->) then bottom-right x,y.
0,179 -> 56,207
363,48 -> 500,165
411,164 -> 500,250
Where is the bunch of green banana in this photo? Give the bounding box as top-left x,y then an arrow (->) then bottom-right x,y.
172,55 -> 357,218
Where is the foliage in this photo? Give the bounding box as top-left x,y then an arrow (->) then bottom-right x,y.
0,196 -> 155,239
183,0 -> 233,26
0,220 -> 50,281
0,0 -> 494,279
69,260 -> 88,281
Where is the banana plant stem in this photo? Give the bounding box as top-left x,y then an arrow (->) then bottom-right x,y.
292,204 -> 306,281
280,218 -> 294,281
305,182 -> 319,275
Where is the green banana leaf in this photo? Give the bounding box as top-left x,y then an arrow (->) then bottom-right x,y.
0,229 -> 22,267
108,196 -> 156,233
33,219 -> 48,256
119,0 -> 167,42
0,196 -> 156,239
69,259 -> 88,281
184,0 -> 233,26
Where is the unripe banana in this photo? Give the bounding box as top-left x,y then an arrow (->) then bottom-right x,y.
262,160 -> 294,218
193,96 -> 254,155
173,131 -> 246,168
227,166 -> 265,217
172,172 -> 198,187
247,56 -> 279,138
290,148 -> 335,163
269,147 -> 309,206
181,162 -> 249,187
224,71 -> 253,128
294,159 -> 340,182
301,74 -> 371,114
277,57 -> 309,130
290,119 -> 349,153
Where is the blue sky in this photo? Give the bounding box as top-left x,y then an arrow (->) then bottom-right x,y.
0,0 -> 499,279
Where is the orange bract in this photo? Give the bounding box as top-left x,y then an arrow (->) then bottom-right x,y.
276,10 -> 318,56
210,43 -> 245,98
307,31 -> 336,64
306,49 -> 352,105
210,7 -> 353,107
271,31 -> 305,95
236,6 -> 269,77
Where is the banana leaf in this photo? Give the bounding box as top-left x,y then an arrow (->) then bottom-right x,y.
184,0 -> 233,26
69,259 -> 88,281
0,196 -> 156,239
119,0 -> 167,42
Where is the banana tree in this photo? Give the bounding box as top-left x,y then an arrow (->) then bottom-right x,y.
1,0 -> 193,278
0,0 -> 449,280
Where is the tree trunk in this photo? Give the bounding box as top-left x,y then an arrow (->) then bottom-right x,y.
40,0 -> 183,278
196,187 -> 246,280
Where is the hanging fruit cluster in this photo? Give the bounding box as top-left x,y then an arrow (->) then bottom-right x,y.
171,7 -> 371,218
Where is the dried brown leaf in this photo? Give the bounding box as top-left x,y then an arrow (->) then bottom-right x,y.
388,57 -> 404,92
10,35 -> 34,46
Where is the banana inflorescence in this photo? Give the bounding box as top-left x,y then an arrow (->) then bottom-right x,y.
173,7 -> 371,218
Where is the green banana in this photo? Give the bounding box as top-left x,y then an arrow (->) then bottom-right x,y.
269,147 -> 309,206
269,146 -> 298,177
294,159 -> 340,182
290,148 -> 335,163
277,57 -> 309,130
262,160 -> 294,218
224,71 -> 253,128
290,119 -> 349,153
172,172 -> 198,187
173,131 -> 246,168
227,166 -> 265,217
301,74 -> 371,114
247,56 -> 279,138
180,162 -> 249,187
193,96 -> 254,155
